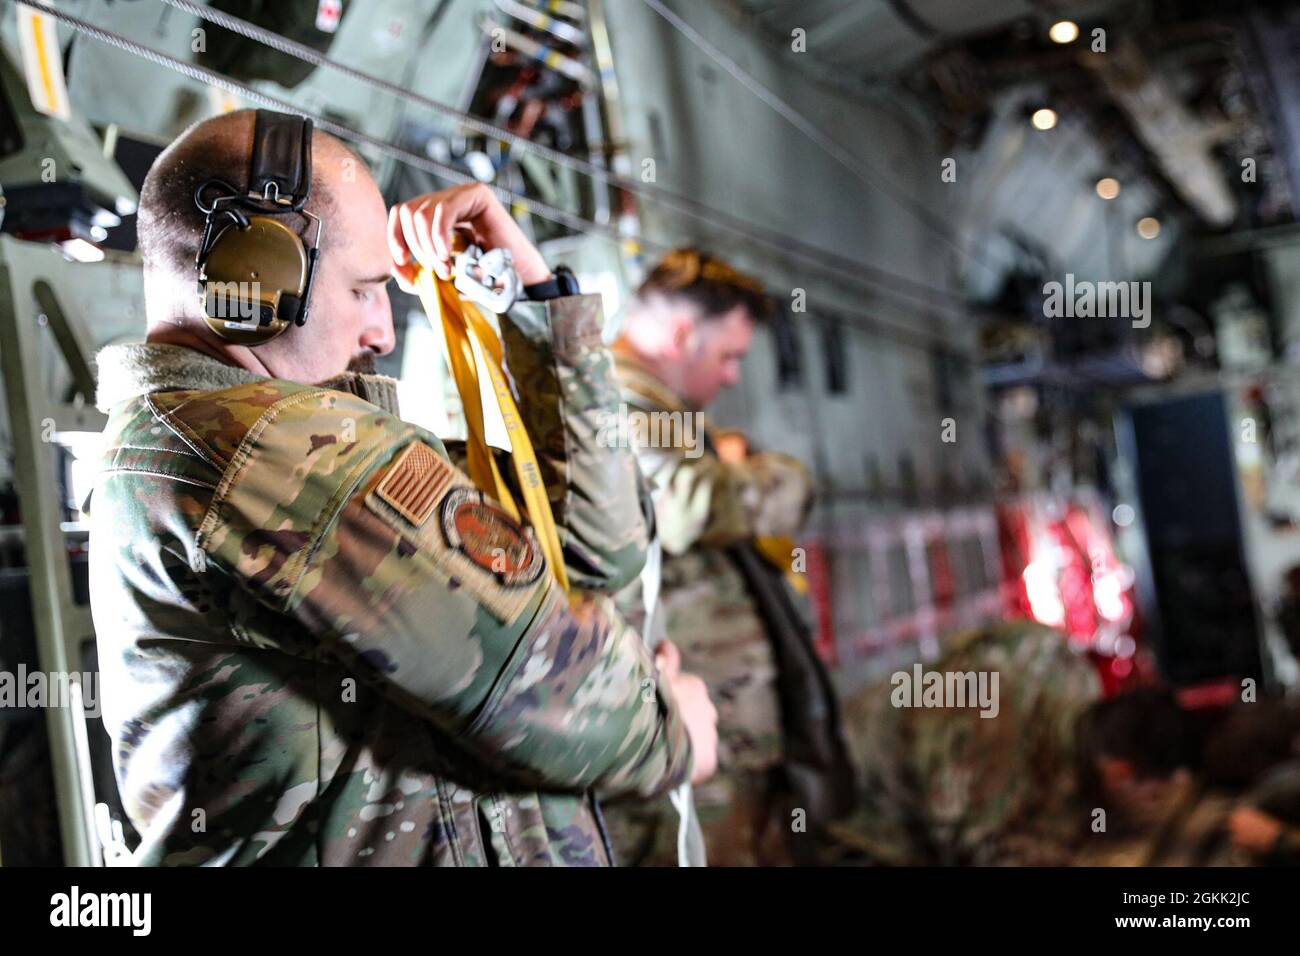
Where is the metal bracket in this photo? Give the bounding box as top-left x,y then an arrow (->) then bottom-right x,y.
0,237 -> 109,867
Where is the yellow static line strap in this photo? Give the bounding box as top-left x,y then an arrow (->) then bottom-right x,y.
415,269 -> 570,593
17,1 -> 71,121
753,534 -> 808,594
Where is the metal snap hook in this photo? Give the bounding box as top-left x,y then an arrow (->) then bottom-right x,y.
453,244 -> 520,314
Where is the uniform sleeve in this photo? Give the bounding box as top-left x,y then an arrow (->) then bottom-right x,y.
636,439 -> 814,555
196,392 -> 690,800
499,294 -> 650,592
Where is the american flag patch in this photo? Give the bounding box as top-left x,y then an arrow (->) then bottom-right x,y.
374,441 -> 453,527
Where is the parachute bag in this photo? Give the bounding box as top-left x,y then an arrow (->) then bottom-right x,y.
196,0 -> 348,89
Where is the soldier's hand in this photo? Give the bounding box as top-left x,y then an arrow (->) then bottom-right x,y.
656,641 -> 718,784
388,182 -> 552,291
654,639 -> 682,678
1227,806 -> 1283,855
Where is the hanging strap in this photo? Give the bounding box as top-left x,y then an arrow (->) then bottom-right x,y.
641,537 -> 707,866
753,534 -> 808,594
414,269 -> 570,592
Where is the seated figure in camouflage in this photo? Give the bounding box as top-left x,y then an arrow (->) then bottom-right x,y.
828,621 -> 1100,866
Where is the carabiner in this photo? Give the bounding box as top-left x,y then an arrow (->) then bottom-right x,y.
453,244 -> 520,314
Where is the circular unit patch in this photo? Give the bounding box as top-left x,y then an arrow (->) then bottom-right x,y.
440,487 -> 544,587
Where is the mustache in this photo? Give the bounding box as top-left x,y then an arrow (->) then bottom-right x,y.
347,351 -> 378,374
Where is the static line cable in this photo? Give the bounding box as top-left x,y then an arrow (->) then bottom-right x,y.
155,0 -> 968,317
15,1 -> 949,349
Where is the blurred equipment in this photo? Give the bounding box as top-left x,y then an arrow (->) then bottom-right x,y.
1118,389 -> 1266,685
0,237 -> 107,867
0,47 -> 137,261
0,36 -> 143,866
194,0 -> 351,89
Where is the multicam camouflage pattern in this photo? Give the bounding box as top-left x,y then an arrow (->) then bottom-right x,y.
827,621 -> 1101,866
87,294 -> 691,866
603,353 -> 814,867
498,295 -> 650,591
1072,784 -> 1250,866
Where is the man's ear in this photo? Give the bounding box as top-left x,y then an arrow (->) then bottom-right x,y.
1099,756 -> 1134,791
667,310 -> 698,359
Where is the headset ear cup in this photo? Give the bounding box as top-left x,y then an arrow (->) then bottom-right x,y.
193,114 -> 318,347
199,215 -> 309,346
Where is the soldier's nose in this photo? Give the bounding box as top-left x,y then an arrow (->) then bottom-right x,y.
361,310 -> 397,356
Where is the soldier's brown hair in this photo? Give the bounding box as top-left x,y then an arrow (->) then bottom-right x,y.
635,248 -> 773,323
1074,687 -> 1199,806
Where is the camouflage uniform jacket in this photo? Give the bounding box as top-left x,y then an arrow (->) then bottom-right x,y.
610,353 -> 814,774
611,356 -> 816,775
605,353 -> 838,865
86,295 -> 692,866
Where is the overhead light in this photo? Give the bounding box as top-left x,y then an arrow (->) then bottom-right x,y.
90,207 -> 122,229
464,150 -> 496,182
58,237 -> 105,262
1049,20 -> 1080,44
1031,108 -> 1058,130
1095,177 -> 1120,200
56,430 -> 105,459
1136,216 -> 1160,239
425,137 -> 451,164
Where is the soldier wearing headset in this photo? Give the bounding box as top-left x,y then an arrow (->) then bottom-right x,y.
87,108 -> 717,865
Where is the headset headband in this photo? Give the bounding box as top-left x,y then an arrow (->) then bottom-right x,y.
249,109 -> 313,209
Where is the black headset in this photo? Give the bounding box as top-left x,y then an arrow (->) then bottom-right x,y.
194,110 -> 323,346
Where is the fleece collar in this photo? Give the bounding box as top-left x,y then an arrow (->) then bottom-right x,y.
94,343 -> 401,416
613,350 -> 689,414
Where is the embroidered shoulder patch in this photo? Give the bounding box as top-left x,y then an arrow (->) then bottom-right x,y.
440,487 -> 545,587
374,441 -> 454,527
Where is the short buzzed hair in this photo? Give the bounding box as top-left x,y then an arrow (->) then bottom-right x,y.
137,110 -> 335,280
